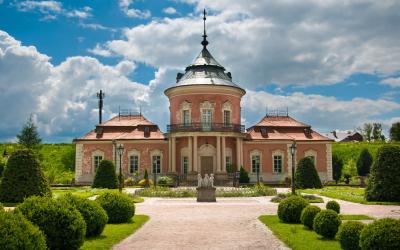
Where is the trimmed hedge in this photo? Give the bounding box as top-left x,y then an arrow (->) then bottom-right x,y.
0,149 -> 51,203
356,148 -> 372,177
365,145 -> 400,201
92,160 -> 118,189
338,221 -> 365,250
96,192 -> 135,223
17,196 -> 86,250
58,193 -> 108,237
360,218 -> 400,250
326,200 -> 340,214
300,205 -> 321,229
313,209 -> 341,239
239,166 -> 250,183
277,196 -> 308,223
295,157 -> 322,189
0,210 -> 47,250
0,202 -> 3,211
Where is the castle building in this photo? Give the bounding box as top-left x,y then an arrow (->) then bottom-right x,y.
74,13 -> 333,185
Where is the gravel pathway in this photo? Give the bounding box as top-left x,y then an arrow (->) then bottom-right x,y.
113,197 -> 290,250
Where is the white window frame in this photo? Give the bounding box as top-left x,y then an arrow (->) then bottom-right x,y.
150,149 -> 163,174
272,150 -> 284,174
180,101 -> 192,125
182,156 -> 189,174
128,149 -> 140,174
250,150 -> 262,174
91,150 -> 105,173
222,101 -> 232,126
304,149 -> 317,167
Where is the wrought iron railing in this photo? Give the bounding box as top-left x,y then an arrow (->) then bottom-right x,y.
167,123 -> 245,133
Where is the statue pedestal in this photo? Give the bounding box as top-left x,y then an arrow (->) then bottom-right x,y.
196,187 -> 216,202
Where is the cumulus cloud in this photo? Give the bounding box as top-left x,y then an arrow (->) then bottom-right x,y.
381,77 -> 400,88
163,7 -> 177,15
95,0 -> 400,88
15,1 -> 92,20
118,0 -> 151,19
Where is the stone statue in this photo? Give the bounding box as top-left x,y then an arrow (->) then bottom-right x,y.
204,174 -> 210,187
210,174 -> 214,187
197,174 -> 202,187
196,173 -> 216,202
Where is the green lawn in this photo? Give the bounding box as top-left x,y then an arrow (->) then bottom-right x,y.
340,214 -> 374,220
301,187 -> 400,205
259,215 -> 340,250
80,214 -> 149,250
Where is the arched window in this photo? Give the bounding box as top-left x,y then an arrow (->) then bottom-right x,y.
222,101 -> 232,126
91,150 -> 105,173
272,150 -> 284,174
150,149 -> 163,174
180,101 -> 192,126
250,150 -> 262,173
128,149 -> 140,174
200,101 -> 214,131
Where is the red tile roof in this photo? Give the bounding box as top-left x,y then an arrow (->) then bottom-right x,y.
252,115 -> 310,128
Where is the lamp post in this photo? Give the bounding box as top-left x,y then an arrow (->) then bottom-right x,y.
290,141 -> 297,195
116,144 -> 124,193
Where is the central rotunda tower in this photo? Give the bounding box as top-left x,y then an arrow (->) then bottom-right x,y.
164,10 -> 246,183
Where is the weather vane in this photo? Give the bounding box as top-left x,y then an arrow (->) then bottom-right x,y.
97,90 -> 105,124
201,9 -> 209,48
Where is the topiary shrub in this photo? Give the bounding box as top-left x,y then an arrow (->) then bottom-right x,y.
58,193 -> 108,237
239,166 -> 250,183
138,179 -> 153,187
0,160 -> 5,178
92,160 -> 118,189
0,202 -> 3,211
96,192 -> 135,223
313,209 -> 341,238
300,205 -> 321,229
295,157 -> 322,189
158,176 -> 174,186
326,200 -> 340,214
365,146 -> 400,201
0,149 -> 51,203
356,148 -> 373,177
332,153 -> 344,184
277,195 -> 309,223
338,221 -> 365,250
0,210 -> 47,250
17,196 -> 86,250
359,218 -> 400,250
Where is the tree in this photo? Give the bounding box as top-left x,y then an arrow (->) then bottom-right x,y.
365,146 -> 400,201
359,123 -> 373,142
0,149 -> 51,203
372,123 -> 384,141
16,115 -> 42,149
92,160 -> 118,189
239,166 -> 250,183
295,157 -> 322,189
332,154 -> 344,184
389,122 -> 400,141
342,159 -> 357,184
356,148 -> 373,177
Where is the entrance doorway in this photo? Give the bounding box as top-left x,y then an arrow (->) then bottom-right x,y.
201,156 -> 213,175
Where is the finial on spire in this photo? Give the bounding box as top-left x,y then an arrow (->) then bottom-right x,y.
201,9 -> 209,48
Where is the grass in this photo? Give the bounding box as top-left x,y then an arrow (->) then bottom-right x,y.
301,186 -> 400,205
340,214 -> 374,220
270,193 -> 323,203
259,215 -> 340,250
51,187 -> 120,199
80,214 -> 149,250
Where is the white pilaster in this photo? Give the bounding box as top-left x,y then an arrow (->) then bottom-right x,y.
216,136 -> 221,172
326,143 -> 333,181
75,143 -> 83,179
193,136 -> 198,172
222,136 -> 226,172
172,137 -> 176,172
168,138 -> 172,172
236,137 -> 241,168
188,136 -> 192,172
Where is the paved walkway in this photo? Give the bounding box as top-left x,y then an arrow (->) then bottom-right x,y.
113,197 -> 290,250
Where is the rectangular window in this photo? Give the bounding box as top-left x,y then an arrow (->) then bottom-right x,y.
152,155 -> 161,174
129,155 -> 139,173
201,109 -> 212,131
251,155 -> 260,173
183,110 -> 190,125
182,156 -> 189,174
225,156 -> 232,172
93,155 -> 103,171
223,110 -> 231,126
273,155 -> 282,173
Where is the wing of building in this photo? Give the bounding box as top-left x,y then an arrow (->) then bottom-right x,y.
74,15 -> 334,185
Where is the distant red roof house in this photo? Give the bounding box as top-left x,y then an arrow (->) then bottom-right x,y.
324,130 -> 363,142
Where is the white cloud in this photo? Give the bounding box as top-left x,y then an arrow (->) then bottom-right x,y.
381,77 -> 400,88
88,44 -> 113,57
65,10 -> 91,19
79,23 -> 117,32
118,0 -> 151,19
15,1 -> 92,20
96,0 -> 400,88
163,7 -> 177,15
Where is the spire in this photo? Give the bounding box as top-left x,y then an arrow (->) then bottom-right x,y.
201,9 -> 209,48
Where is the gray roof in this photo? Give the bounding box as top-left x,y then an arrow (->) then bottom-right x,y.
324,130 -> 362,142
175,47 -> 242,88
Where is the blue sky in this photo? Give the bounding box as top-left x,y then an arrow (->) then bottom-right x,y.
0,0 -> 399,142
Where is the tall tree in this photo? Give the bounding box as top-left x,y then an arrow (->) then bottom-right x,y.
332,154 -> 344,184
389,122 -> 400,141
372,123 -> 384,141
357,148 -> 373,177
359,123 -> 373,142
16,115 -> 41,148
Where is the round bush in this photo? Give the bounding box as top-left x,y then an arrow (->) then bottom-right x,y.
59,193 -> 108,237
326,200 -> 340,214
313,209 -> 341,238
96,192 -> 135,223
0,149 -> 51,203
295,157 -> 323,189
158,176 -> 174,186
365,146 -> 400,201
338,221 -> 365,250
92,160 -> 118,189
0,210 -> 47,250
138,179 -> 153,187
277,196 -> 309,223
0,202 -> 3,211
17,196 -> 86,250
300,205 -> 321,229
360,218 -> 400,250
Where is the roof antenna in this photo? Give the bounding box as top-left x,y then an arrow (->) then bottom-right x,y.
201,9 -> 209,48
139,105 -> 142,117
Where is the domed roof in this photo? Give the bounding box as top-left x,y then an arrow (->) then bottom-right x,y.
173,10 -> 243,90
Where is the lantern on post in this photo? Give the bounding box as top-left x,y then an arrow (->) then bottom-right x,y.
289,141 -> 297,195
116,144 -> 124,193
